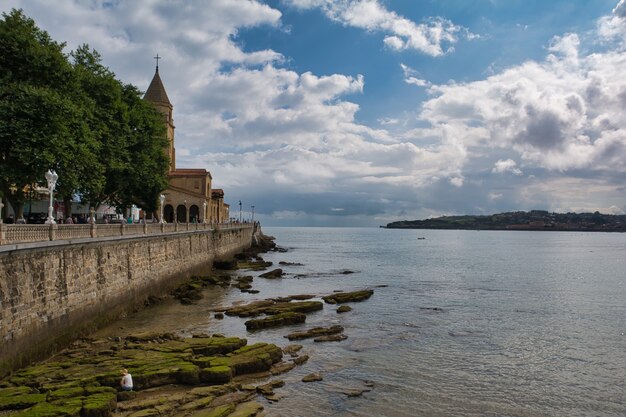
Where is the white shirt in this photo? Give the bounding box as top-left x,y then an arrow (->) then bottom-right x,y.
121,373 -> 133,388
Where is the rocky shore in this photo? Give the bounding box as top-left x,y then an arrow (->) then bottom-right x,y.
0,234 -> 375,417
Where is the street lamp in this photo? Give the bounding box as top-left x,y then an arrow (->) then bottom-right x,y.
45,169 -> 58,224
238,200 -> 242,223
159,194 -> 165,223
203,201 -> 207,224
251,205 -> 255,222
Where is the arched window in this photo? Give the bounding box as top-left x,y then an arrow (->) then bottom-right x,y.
176,205 -> 187,223
164,205 -> 174,223
189,205 -> 199,223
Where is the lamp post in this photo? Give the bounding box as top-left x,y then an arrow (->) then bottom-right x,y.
159,194 -> 165,223
239,200 -> 242,223
251,205 -> 255,222
203,201 -> 207,224
45,170 -> 58,224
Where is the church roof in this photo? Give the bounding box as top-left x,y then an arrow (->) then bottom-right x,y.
144,69 -> 171,106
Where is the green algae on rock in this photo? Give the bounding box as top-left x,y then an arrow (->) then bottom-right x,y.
224,300 -> 322,318
244,312 -> 306,331
337,305 -> 353,313
0,335 -> 286,417
236,260 -> 273,271
285,325 -> 344,341
322,289 -> 374,304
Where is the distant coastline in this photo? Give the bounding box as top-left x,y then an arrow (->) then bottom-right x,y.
383,210 -> 626,232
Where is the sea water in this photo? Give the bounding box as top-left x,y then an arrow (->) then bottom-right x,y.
98,227 -> 626,416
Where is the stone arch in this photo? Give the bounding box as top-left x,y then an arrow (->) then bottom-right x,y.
164,204 -> 174,223
176,205 -> 187,223
189,205 -> 199,223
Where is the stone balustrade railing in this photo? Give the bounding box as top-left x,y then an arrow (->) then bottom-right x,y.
0,222 -> 252,246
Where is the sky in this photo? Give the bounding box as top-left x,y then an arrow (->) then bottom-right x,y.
3,0 -> 626,226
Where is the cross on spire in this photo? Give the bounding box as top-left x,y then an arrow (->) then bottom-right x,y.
154,53 -> 161,72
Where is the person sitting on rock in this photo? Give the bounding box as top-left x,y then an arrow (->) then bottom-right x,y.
120,369 -> 133,391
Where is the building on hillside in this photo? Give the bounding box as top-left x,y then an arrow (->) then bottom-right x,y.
144,64 -> 229,223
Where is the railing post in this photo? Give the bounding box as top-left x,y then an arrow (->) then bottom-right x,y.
161,222 -> 165,233
175,222 -> 179,232
143,221 -> 148,235
49,224 -> 56,241
90,222 -> 96,238
120,222 -> 125,236
0,223 -> 4,245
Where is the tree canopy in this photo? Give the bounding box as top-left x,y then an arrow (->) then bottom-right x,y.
0,9 -> 169,218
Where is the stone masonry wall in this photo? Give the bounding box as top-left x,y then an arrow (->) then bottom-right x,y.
0,226 -> 254,376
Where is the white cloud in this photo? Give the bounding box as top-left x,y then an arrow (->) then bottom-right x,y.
284,0 -> 474,56
400,63 -> 431,87
598,0 -> 626,46
378,117 -> 399,125
450,177 -> 464,187
492,159 -> 523,175
420,31 -> 626,173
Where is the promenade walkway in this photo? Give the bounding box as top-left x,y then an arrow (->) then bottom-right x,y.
0,222 -> 253,251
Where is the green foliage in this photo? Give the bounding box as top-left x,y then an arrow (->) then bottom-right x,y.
0,9 -> 169,216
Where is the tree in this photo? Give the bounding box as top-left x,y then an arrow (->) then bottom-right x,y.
0,9 -> 83,218
71,46 -> 169,214
103,84 -> 169,213
0,10 -> 170,219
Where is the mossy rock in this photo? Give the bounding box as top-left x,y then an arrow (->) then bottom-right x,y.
224,300 -> 275,317
190,356 -> 215,369
229,401 -> 264,417
0,386 -> 37,397
190,403 -> 235,417
337,305 -> 353,313
188,384 -> 236,398
125,332 -> 178,343
263,301 -> 323,315
245,312 -> 306,331
285,325 -> 344,341
132,367 -> 178,388
174,363 -> 201,385
215,344 -> 283,376
258,269 -> 283,279
15,401 -> 81,417
322,289 -> 374,304
199,366 -> 232,384
180,395 -> 215,411
47,387 -> 85,401
236,261 -> 272,271
236,343 -> 283,363
81,392 -> 117,417
128,409 -> 160,417
0,393 -> 47,410
185,337 -> 248,356
116,390 -> 137,401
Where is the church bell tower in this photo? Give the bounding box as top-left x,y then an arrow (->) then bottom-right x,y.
143,55 -> 176,171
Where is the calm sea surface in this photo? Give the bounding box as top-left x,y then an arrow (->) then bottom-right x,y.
98,227 -> 626,416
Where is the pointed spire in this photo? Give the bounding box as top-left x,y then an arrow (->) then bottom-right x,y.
144,57 -> 171,106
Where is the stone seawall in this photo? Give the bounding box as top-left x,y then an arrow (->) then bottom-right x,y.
0,226 -> 254,376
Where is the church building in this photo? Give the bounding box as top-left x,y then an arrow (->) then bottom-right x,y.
144,64 -> 229,223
